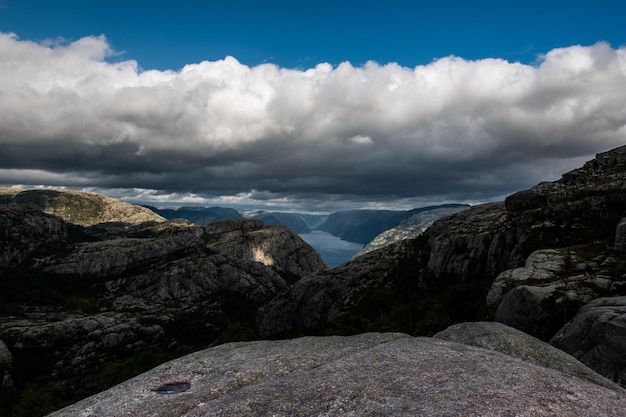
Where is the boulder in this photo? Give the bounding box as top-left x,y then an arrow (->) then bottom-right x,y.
487,248 -> 618,340
551,296 -> 626,385
50,333 -> 626,417
434,321 -> 621,391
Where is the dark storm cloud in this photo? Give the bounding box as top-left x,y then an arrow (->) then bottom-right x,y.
1,33 -> 625,209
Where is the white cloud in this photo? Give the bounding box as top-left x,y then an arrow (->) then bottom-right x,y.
1,33 -> 625,209
349,135 -> 373,145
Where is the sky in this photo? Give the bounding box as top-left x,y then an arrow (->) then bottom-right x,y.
0,1 -> 626,212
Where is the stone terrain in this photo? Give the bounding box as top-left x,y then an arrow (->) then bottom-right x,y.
433,321 -> 621,391
0,201 -> 325,415
551,296 -> 626,385
50,327 -> 626,417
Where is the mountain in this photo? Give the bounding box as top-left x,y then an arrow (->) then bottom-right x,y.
316,209 -> 408,244
144,205 -> 242,226
354,204 -> 469,257
245,211 -> 312,234
50,324 -> 625,417
258,145 -> 626,387
0,200 -> 325,415
317,205 -> 468,245
0,188 -> 165,226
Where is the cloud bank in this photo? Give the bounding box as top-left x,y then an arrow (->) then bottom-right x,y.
1,33 -> 625,210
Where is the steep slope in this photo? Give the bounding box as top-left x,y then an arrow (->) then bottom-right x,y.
0,206 -> 325,415
50,328 -> 626,417
0,188 -> 165,226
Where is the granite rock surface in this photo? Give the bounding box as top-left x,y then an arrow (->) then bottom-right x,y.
50,331 -> 626,417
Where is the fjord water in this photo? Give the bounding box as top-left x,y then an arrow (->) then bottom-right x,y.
299,230 -> 363,268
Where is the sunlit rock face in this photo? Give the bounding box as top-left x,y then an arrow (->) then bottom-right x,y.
49,330 -> 626,417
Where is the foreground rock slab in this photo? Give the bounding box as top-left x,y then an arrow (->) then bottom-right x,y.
50,333 -> 626,417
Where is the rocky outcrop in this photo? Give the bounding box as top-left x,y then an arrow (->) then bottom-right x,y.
434,321 -> 621,391
258,240 -> 413,336
0,312 -> 165,381
0,205 -> 69,269
551,296 -> 626,385
0,187 -> 165,226
259,145 -> 626,386
258,201 -> 518,337
425,201 -> 520,280
50,331 -> 626,417
485,248 -> 620,340
505,145 -> 626,252
0,205 -> 325,415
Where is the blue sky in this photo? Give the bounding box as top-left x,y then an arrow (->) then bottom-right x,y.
1,1 -> 626,212
2,0 -> 624,70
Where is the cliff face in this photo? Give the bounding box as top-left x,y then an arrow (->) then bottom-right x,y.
0,203 -> 325,415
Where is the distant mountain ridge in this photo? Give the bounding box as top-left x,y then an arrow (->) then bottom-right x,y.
143,203 -> 470,251
354,204 -> 470,257
0,188 -> 165,226
143,205 -> 242,226
243,211 -> 312,234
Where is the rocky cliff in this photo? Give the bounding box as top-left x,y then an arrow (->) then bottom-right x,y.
50,324 -> 626,417
258,201 -> 520,337
0,202 -> 325,416
258,145 -> 626,387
